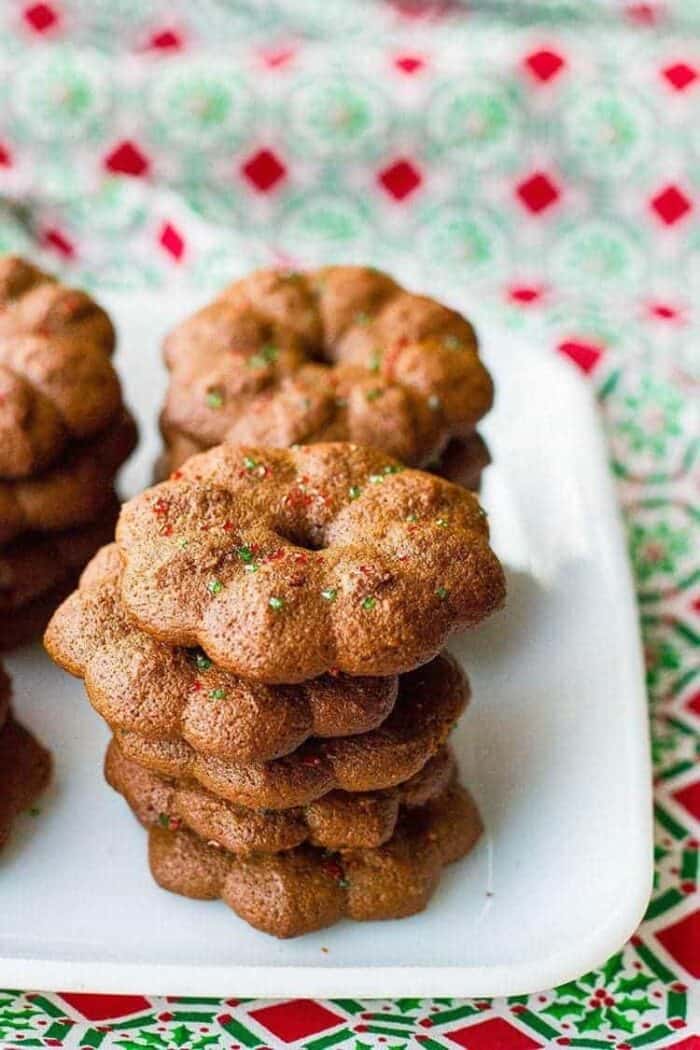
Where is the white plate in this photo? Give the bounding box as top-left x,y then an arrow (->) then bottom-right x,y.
1,292 -> 652,998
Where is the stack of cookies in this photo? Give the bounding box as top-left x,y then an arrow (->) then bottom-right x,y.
46,442 -> 505,937
0,256 -> 137,649
159,266 -> 493,491
0,661 -> 51,850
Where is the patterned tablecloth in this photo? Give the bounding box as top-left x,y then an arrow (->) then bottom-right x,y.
0,2 -> 698,1047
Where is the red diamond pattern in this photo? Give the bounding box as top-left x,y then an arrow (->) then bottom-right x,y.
657,909 -> 700,977
249,999 -> 343,1043
261,46 -> 296,68
23,2 -> 59,32
104,140 -> 150,177
148,28 -> 183,50
673,780 -> 700,821
378,158 -> 423,200
395,53 -> 426,74
557,338 -> 604,373
158,222 -> 185,261
687,690 -> 700,717
447,1017 -> 543,1050
241,148 -> 287,192
58,994 -> 151,1021
524,49 -> 566,82
508,284 -> 544,305
650,185 -> 692,225
0,143 -> 12,167
41,227 -> 74,258
663,62 -> 699,91
516,172 -> 560,214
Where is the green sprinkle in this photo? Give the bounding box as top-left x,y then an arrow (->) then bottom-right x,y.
444,334 -> 462,350
339,877 -> 350,889
195,653 -> 212,671
321,587 -> 337,602
436,586 -> 449,600
237,545 -> 255,564
243,456 -> 258,472
207,578 -> 223,595
365,387 -> 382,402
206,388 -> 224,409
269,596 -> 285,611
245,562 -> 259,573
383,464 -> 402,475
158,813 -> 170,828
369,473 -> 384,484
355,311 -> 371,325
349,485 -> 362,500
177,537 -> 189,549
248,344 -> 279,369
29,807 -> 40,818
436,517 -> 449,528
362,595 -> 376,611
428,394 -> 441,411
369,349 -> 382,373
406,513 -> 417,523
209,688 -> 226,700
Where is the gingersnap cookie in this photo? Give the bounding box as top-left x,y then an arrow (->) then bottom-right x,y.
45,543 -> 399,763
1,576 -> 81,651
0,496 -> 119,612
157,422 -> 491,494
0,664 -> 52,849
147,779 -> 481,937
162,266 -> 492,470
0,255 -> 120,479
107,737 -> 454,854
111,653 -> 468,810
0,409 -> 136,546
116,442 -> 505,682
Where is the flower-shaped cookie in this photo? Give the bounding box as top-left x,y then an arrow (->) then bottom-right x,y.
45,544 -> 399,764
0,663 -> 51,849
0,409 -> 136,545
147,780 -> 481,937
111,652 -> 468,810
107,738 -> 454,854
162,265 -> 492,469
0,256 -> 121,478
116,442 -> 505,682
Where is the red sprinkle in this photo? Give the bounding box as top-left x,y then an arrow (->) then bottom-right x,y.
301,755 -> 322,767
153,497 -> 170,516
170,470 -> 183,481
222,520 -> 234,532
159,524 -> 174,537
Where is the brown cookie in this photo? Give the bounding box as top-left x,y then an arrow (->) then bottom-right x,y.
0,409 -> 136,546
0,666 -> 52,849
45,543 -> 399,763
157,421 -> 491,493
162,267 -> 492,472
116,442 -> 505,682
147,780 -> 481,937
107,736 -> 454,853
0,255 -> 120,479
111,653 -> 468,810
1,576 -> 82,651
0,496 -> 120,612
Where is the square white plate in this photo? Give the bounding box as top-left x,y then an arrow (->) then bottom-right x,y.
0,292 -> 652,998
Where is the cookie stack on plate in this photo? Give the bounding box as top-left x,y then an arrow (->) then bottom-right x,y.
0,257 -> 137,649
46,442 -> 505,937
0,661 -> 51,850
158,266 -> 493,491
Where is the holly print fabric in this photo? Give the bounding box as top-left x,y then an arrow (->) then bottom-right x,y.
0,1 -> 698,1047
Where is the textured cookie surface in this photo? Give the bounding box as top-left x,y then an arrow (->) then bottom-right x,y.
0,409 -> 136,545
163,266 -> 492,470
158,424 -> 490,494
111,652 -> 468,810
0,255 -> 119,479
0,662 -> 52,849
0,496 -> 119,611
108,737 -> 454,853
147,780 -> 481,937
117,442 -> 505,682
45,544 -> 399,764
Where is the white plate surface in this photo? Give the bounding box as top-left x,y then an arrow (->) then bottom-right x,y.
0,292 -> 652,997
